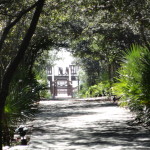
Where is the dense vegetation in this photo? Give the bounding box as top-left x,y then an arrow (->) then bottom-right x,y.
0,0 -> 149,148
0,0 -> 46,148
113,45 -> 150,125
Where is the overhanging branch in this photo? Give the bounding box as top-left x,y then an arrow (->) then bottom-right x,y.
0,1 -> 38,52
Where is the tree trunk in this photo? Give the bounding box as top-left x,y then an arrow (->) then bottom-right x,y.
139,20 -> 150,51
0,0 -> 45,149
108,63 -> 113,95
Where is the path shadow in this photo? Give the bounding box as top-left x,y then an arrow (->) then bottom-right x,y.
29,101 -> 150,149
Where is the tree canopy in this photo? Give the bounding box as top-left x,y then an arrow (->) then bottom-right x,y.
0,0 -> 150,148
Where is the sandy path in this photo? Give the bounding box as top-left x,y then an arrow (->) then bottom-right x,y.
23,100 -> 150,150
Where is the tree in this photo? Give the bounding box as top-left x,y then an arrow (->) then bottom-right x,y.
0,0 -> 149,147
0,0 -> 45,148
67,0 -> 149,86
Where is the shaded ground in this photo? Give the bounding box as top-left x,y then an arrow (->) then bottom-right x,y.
26,100 -> 150,150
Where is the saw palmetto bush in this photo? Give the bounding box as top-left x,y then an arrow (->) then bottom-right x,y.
2,66 -> 44,146
85,81 -> 111,97
113,45 -> 150,125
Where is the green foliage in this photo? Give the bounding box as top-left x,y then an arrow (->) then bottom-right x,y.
2,64 -> 47,145
84,81 -> 111,98
0,1 -> 149,146
113,45 -> 150,124
5,67 -> 40,124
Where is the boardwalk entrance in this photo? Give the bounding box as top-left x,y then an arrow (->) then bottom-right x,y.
47,65 -> 79,98
53,79 -> 72,97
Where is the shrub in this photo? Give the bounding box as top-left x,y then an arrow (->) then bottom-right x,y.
2,67 -> 44,146
85,81 -> 111,97
113,45 -> 150,125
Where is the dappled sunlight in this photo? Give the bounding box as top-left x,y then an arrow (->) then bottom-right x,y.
28,100 -> 150,150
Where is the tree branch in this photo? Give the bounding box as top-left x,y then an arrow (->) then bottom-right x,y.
0,1 -> 38,52
140,23 -> 150,51
0,0 -> 45,149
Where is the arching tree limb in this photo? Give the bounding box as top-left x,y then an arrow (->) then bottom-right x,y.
0,1 -> 38,52
0,0 -> 45,149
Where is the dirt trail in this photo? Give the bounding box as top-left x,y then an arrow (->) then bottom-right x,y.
14,100 -> 150,150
